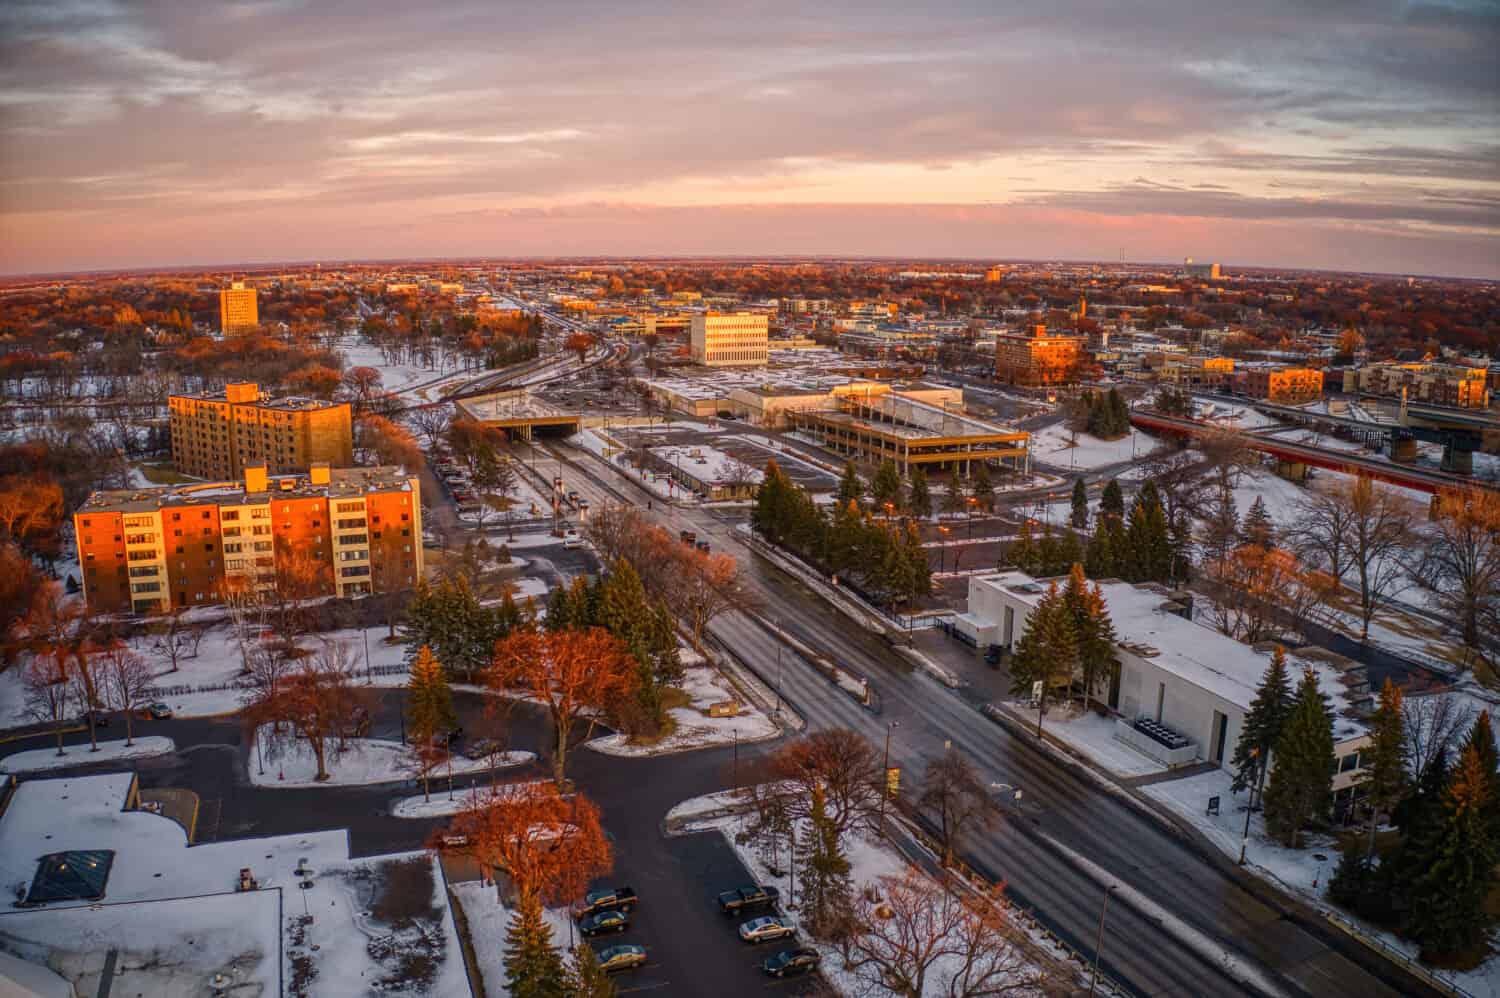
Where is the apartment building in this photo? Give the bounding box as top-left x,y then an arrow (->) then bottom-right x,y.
1235,364 -> 1324,403
218,281 -> 258,333
993,324 -> 1086,386
73,464 -> 423,614
690,312 -> 769,367
1343,362 -> 1491,409
169,382 -> 353,480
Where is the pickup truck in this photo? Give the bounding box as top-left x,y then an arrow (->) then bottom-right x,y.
575,886 -> 638,918
717,884 -> 780,914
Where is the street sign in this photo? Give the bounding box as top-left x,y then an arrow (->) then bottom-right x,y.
885,767 -> 900,797
1030,680 -> 1044,705
1207,795 -> 1221,816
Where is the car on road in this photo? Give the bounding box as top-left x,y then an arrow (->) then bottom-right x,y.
575,886 -> 637,918
578,909 -> 630,936
462,738 -> 501,761
739,915 -> 796,944
562,529 -> 583,549
595,944 -> 647,973
431,726 -> 464,748
145,702 -> 173,720
762,947 -> 820,978
717,884 -> 780,915
75,712 -> 110,727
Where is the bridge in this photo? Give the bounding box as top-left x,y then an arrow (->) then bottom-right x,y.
1131,410 -> 1497,496
1246,398 -> 1497,474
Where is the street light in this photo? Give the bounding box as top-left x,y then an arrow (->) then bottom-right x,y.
1089,884 -> 1120,997
880,721 -> 900,830
775,618 -> 785,718
1239,747 -> 1260,865
937,525 -> 950,573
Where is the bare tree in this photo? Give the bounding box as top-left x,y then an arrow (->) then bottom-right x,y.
69,639 -> 108,751
918,751 -> 1000,868
719,457 -> 760,498
1407,488 -> 1500,670
22,653 -> 71,757
1403,692 -> 1476,785
248,638 -> 358,782
149,607 -> 190,673
745,728 -> 883,842
1342,476 -> 1416,642
408,405 -> 452,453
1287,487 -> 1360,585
842,871 -> 1051,998
101,642 -> 153,746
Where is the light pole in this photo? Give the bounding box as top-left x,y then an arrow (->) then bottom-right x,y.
1239,747 -> 1260,865
775,619 -> 784,718
1089,884 -> 1119,997
880,721 -> 900,830
938,525 -> 949,573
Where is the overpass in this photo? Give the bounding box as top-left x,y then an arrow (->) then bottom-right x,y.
1131,410 -> 1497,496
1248,399 -> 1497,474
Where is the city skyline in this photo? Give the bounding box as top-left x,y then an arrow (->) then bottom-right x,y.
2,0 -> 1497,278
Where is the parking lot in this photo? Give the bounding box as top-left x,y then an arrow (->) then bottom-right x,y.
607,424 -> 839,494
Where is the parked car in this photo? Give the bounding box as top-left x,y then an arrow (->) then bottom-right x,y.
575,886 -> 637,918
578,909 -> 630,936
462,738 -> 501,761
562,529 -> 583,549
717,884 -> 780,915
595,943 -> 647,973
145,702 -> 173,720
344,706 -> 371,737
679,530 -> 696,545
75,712 -> 110,728
762,947 -> 820,978
739,915 -> 796,944
431,726 -> 464,749
695,540 -> 710,553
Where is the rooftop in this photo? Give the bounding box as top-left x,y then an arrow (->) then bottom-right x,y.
171,387 -> 346,412
77,465 -> 414,514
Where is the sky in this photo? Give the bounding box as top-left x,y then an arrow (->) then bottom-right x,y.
1,0 -> 1497,278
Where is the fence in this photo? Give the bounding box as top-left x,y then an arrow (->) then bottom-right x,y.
146,663 -> 408,699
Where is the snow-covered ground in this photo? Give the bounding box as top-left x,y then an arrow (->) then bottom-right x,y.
251,726 -> 534,788
587,665 -> 780,757
1,736 -> 175,774
392,778 -> 542,818
451,880 -> 578,998
999,703 -> 1165,779
1029,422 -> 1165,469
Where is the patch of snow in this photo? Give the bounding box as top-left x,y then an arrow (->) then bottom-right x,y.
250,726 -> 534,788
587,666 -> 780,757
1029,422 -> 1165,469
1,736 -> 175,774
999,704 -> 1165,779
392,776 -> 541,818
451,880 -> 577,998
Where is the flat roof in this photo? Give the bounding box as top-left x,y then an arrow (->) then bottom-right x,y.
171,389 -> 345,412
77,465 -> 414,514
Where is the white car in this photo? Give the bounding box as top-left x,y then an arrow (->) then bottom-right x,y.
562,529 -> 583,549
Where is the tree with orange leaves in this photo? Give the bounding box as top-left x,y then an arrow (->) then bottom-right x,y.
488,627 -> 636,786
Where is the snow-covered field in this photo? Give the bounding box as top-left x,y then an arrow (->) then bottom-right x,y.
1,736 -> 175,774
1000,703 -> 1164,778
587,665 -> 780,757
1028,422 -> 1165,469
252,726 -> 533,788
451,880 -> 578,998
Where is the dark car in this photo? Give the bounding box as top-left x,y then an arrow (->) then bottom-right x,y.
431,726 -> 464,749
739,915 -> 796,944
145,702 -> 173,720
595,943 -> 647,973
578,909 -> 629,936
575,886 -> 638,918
762,947 -> 820,978
717,884 -> 780,915
463,738 -> 501,761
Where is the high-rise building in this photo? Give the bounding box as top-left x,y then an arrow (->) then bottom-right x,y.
993,324 -> 1085,386
1183,259 -> 1221,280
984,266 -> 1005,283
219,281 -> 259,333
73,464 -> 423,614
690,312 -> 769,367
169,383 -> 353,480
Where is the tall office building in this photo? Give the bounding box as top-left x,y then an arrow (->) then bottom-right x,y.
690,312 -> 769,367
993,324 -> 1085,386
169,382 -> 353,480
219,281 -> 259,333
73,464 -> 423,613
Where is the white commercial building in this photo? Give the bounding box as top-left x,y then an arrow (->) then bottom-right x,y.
957,571 -> 1370,804
690,312 -> 769,367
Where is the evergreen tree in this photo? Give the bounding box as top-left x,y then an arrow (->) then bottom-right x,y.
1263,666 -> 1335,847
903,523 -> 933,599
402,575 -> 499,678
1461,711 -> 1500,842
871,459 -> 904,512
1007,520 -> 1039,573
836,460 -> 865,507
597,560 -> 679,730
505,894 -> 567,998
752,459 -> 795,542
1100,479 -> 1125,519
1123,485 -> 1172,583
406,645 -> 457,801
1062,564 -> 1117,711
1403,745 -> 1498,960
907,466 -> 932,519
1036,526 -> 1061,576
1201,488 -> 1239,568
1230,647 -> 1293,799
1052,529 -> 1085,576
1008,581 -> 1078,701
564,945 -> 617,998
970,461 -> 994,512
1242,495 -> 1274,548
1364,679 -> 1407,857
1106,387 -> 1130,437
1070,478 -> 1089,529
800,783 -> 853,939
941,477 -> 966,518
1084,517 -> 1118,578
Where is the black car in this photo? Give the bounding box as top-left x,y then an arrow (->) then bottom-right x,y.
578,909 -> 629,936
717,884 -> 780,914
762,947 -> 820,978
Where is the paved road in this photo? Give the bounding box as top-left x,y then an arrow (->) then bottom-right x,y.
560,441 -> 1435,998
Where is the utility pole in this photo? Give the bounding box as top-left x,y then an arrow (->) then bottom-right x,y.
1089,884 -> 1119,997
880,721 -> 900,829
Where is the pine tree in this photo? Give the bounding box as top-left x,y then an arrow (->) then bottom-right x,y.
941,477 -> 966,518
801,783 -> 853,939
1062,564 -> 1117,711
1364,679 -> 1407,857
1070,478 -> 1089,529
1123,485 -> 1172,583
908,466 -> 932,519
1201,488 -> 1239,568
1242,495 -> 1274,548
752,459 -> 794,542
1084,517 -> 1117,578
1460,711 -> 1500,842
564,944 -> 617,998
903,523 -> 933,598
1230,647 -> 1293,799
1007,520 -> 1038,572
406,644 -> 457,801
505,894 -> 566,998
597,560 -> 676,730
1100,479 -> 1125,519
1402,745 -> 1498,960
871,460 -> 903,512
836,461 -> 865,507
1263,666 -> 1335,848
1106,387 -> 1130,438
970,461 -> 994,512
1008,581 -> 1078,700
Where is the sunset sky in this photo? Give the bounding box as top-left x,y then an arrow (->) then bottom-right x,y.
2,1 -> 1496,277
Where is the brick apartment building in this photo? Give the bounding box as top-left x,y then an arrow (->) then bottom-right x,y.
1234,364 -> 1324,403
73,464 -> 423,614
993,324 -> 1085,386
1343,362 -> 1491,409
168,382 -> 353,480
218,281 -> 258,333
